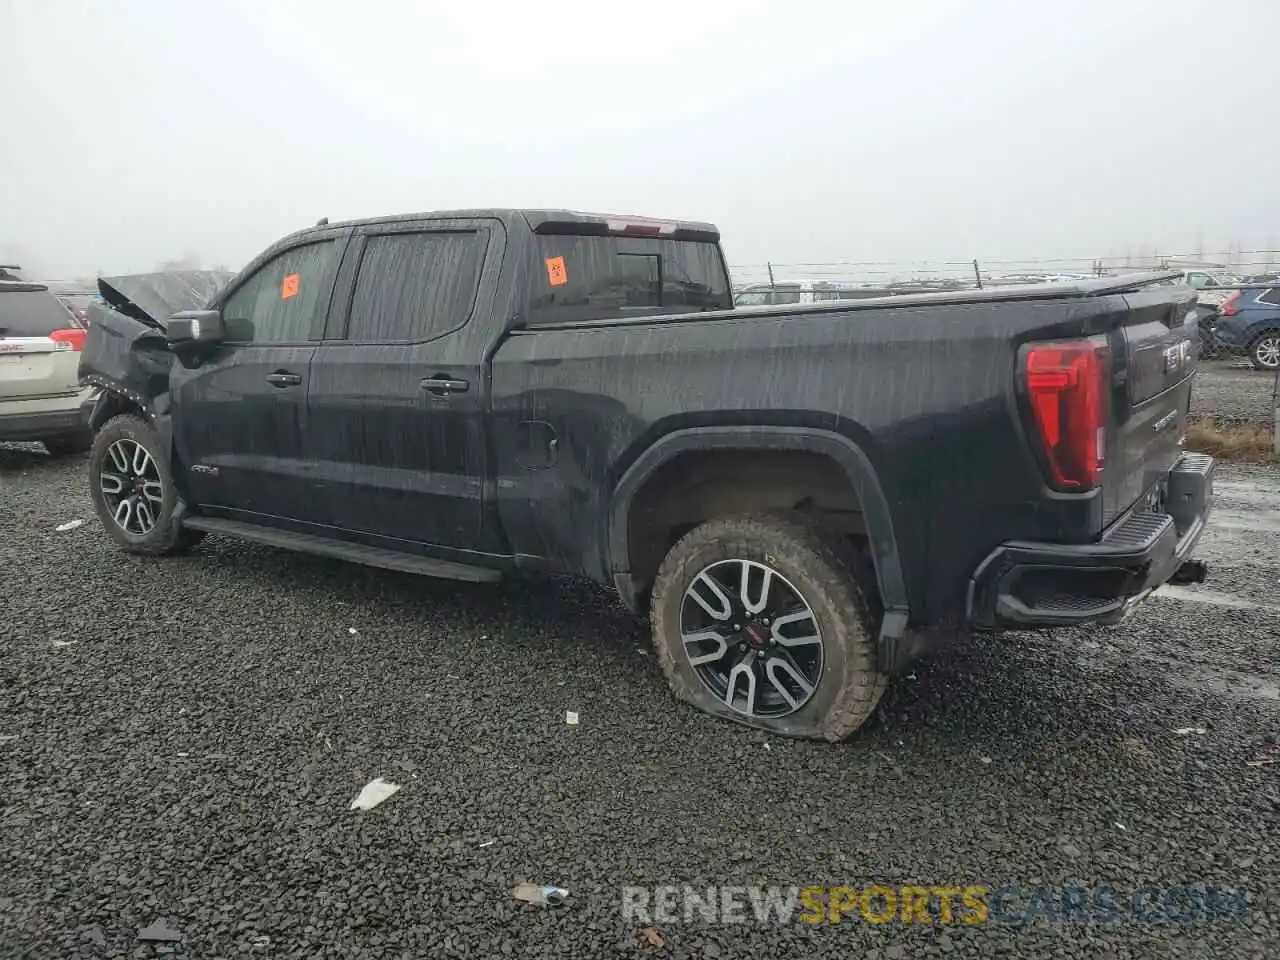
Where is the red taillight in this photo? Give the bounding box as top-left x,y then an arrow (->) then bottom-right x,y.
1220,292 -> 1240,317
1023,339 -> 1110,491
49,328 -> 87,351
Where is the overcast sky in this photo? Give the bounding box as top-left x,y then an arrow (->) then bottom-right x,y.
2,0 -> 1276,280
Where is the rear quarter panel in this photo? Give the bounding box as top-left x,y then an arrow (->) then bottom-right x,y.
490,295 -> 1121,623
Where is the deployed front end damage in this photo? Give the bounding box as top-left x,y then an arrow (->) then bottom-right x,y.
78,271 -> 232,427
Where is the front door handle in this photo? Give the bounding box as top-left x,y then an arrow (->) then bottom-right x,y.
266,372 -> 303,388
420,377 -> 470,396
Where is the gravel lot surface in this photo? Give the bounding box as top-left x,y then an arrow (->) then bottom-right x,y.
1192,363 -> 1277,424
2,446 -> 1277,959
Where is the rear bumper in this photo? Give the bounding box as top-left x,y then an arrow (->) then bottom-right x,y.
967,452 -> 1216,629
0,391 -> 95,441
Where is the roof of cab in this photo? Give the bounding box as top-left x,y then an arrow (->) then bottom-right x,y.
281,208 -> 721,243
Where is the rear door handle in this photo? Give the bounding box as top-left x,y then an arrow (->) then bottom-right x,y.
266,372 -> 303,387
420,377 -> 470,395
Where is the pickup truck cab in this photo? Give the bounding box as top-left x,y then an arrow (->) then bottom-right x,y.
80,209 -> 1215,741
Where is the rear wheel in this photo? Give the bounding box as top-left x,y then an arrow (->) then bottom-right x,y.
89,414 -> 205,555
41,431 -> 93,456
649,513 -> 887,741
1249,331 -> 1280,370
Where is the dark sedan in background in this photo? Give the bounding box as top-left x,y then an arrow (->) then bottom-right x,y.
1211,286 -> 1280,369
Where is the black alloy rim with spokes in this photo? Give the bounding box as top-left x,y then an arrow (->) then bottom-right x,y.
99,439 -> 164,536
680,558 -> 825,719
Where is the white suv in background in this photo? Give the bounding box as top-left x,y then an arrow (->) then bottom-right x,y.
0,281 -> 96,454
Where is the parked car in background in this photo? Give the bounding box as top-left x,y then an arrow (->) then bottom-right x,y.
41,279 -> 103,327
1211,287 -> 1280,369
0,280 -> 96,453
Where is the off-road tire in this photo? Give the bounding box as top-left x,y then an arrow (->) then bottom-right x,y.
649,513 -> 888,742
88,414 -> 205,555
41,430 -> 93,456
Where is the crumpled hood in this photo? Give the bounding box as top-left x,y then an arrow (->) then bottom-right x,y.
97,270 -> 234,327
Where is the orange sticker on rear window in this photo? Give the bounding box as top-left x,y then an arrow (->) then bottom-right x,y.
545,256 -> 568,287
281,274 -> 300,299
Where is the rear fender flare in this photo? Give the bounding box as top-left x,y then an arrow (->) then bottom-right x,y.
606,425 -> 909,623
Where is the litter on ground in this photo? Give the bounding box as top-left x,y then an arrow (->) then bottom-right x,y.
350,777 -> 401,811
512,883 -> 569,906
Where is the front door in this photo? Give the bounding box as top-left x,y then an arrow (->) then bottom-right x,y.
306,219 -> 504,553
171,232 -> 347,524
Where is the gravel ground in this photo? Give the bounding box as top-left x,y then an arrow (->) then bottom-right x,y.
2,446 -> 1277,959
1192,363 -> 1277,424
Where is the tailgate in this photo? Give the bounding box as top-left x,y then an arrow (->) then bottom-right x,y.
0,337 -> 81,401
1102,288 -> 1199,525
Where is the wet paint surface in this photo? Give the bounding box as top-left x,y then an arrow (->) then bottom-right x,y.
79,210 -> 1208,630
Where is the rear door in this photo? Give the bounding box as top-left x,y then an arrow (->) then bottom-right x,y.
0,287 -> 82,401
306,218 -> 506,553
170,232 -> 347,521
1103,287 -> 1201,524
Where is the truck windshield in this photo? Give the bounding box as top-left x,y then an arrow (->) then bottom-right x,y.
528,235 -> 732,325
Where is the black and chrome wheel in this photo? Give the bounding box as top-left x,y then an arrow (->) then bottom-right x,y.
99,437 -> 164,535
681,558 -> 825,718
1249,331 -> 1280,370
650,513 -> 887,741
88,413 -> 204,555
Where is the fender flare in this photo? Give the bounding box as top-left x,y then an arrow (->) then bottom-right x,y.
82,376 -> 182,496
606,425 -> 910,629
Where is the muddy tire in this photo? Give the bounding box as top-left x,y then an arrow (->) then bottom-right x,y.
649,513 -> 888,742
89,414 -> 205,555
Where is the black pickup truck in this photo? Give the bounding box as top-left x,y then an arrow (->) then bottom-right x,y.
80,209 -> 1215,741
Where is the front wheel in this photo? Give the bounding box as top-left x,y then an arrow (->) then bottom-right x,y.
1249,331 -> 1280,370
88,414 -> 205,555
649,513 -> 888,742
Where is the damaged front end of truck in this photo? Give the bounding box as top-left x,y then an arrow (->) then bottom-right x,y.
79,270 -> 233,429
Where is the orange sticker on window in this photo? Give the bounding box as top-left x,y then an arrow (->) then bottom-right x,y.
281,273 -> 300,299
545,256 -> 568,287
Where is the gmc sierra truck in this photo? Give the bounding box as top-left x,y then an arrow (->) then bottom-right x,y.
79,209 -> 1215,741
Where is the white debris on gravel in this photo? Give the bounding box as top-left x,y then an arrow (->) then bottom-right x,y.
1173,727 -> 1207,736
349,778 -> 401,811
54,520 -> 84,532
565,711 -> 580,725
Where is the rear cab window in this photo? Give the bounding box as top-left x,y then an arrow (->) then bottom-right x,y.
526,229 -> 732,326
0,286 -> 81,338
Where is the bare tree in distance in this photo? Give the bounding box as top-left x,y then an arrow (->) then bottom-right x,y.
154,250 -> 202,273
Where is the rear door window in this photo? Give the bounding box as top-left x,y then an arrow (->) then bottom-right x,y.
0,288 -> 79,337
528,235 -> 731,325
343,231 -> 487,342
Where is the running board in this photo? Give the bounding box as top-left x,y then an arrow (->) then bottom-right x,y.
180,516 -> 502,583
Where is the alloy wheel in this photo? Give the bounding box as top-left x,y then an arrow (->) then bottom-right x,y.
1254,335 -> 1280,369
99,439 -> 164,536
679,559 -> 825,718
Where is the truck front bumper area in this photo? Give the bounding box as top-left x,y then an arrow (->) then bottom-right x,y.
967,452 -> 1216,629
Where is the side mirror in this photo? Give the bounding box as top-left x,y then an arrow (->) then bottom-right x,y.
167,309 -> 225,348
